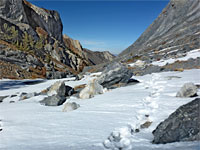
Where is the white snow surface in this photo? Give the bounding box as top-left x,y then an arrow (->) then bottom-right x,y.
0,70 -> 200,150
151,49 -> 200,66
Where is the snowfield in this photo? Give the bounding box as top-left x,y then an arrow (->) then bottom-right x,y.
151,49 -> 200,66
0,69 -> 200,150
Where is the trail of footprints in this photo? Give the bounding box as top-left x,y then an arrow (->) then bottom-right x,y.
103,73 -> 166,150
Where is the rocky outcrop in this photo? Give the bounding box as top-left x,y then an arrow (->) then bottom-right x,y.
152,98 -> 200,144
0,0 -> 115,79
79,79 -> 104,99
0,0 -> 63,41
97,63 -> 134,88
176,82 -> 198,97
119,0 -> 200,70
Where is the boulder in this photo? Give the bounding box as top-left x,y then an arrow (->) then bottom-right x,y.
47,81 -> 66,97
40,95 -> 66,106
176,82 -> 198,97
97,63 -> 133,88
79,79 -> 103,99
62,102 -> 80,112
152,98 -> 200,144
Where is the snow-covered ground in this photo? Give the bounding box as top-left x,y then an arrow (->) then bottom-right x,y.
151,49 -> 200,66
0,69 -> 200,150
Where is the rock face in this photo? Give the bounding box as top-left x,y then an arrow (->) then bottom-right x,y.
40,95 -> 66,106
152,98 -> 200,144
176,82 -> 198,97
0,0 -> 114,79
79,79 -> 103,99
97,63 -> 133,88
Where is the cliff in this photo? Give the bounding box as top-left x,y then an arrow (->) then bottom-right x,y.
0,0 -> 114,79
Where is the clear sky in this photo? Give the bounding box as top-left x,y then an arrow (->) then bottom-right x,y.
29,0 -> 169,54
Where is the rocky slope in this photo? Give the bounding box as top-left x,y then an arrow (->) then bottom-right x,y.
0,0 -> 114,79
119,0 -> 200,62
83,0 -> 200,75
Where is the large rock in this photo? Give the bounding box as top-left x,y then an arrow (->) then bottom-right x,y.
47,81 -> 66,97
62,102 -> 80,112
176,82 -> 198,97
79,79 -> 103,99
97,63 -> 133,88
40,95 -> 66,106
152,98 -> 200,144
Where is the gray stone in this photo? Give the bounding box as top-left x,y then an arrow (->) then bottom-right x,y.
79,79 -> 103,99
62,102 -> 80,112
97,63 -> 133,88
152,98 -> 200,144
176,82 -> 198,97
40,95 -> 66,106
47,81 -> 66,97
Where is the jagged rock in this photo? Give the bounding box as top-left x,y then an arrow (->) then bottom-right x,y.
41,81 -> 74,98
97,63 -> 133,88
79,79 -> 103,99
47,81 -> 66,97
176,82 -> 198,97
62,102 -> 80,112
152,98 -> 200,144
40,95 -> 66,106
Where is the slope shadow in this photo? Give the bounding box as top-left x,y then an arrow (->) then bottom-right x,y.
0,80 -> 46,91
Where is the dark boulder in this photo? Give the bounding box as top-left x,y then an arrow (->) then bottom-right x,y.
40,95 -> 66,106
152,98 -> 200,144
97,63 -> 134,88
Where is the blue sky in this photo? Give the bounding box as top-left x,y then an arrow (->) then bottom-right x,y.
30,0 -> 169,54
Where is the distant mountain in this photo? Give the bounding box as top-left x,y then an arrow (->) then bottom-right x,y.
0,0 -> 114,79
119,0 -> 200,63
83,48 -> 115,65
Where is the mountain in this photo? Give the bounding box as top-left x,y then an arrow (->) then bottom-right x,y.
0,0 -> 114,79
119,0 -> 200,66
83,48 -> 115,65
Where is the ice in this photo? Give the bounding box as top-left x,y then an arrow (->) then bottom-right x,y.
0,70 -> 200,150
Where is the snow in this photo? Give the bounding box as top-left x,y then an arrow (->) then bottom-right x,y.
151,49 -> 200,66
0,69 -> 200,150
